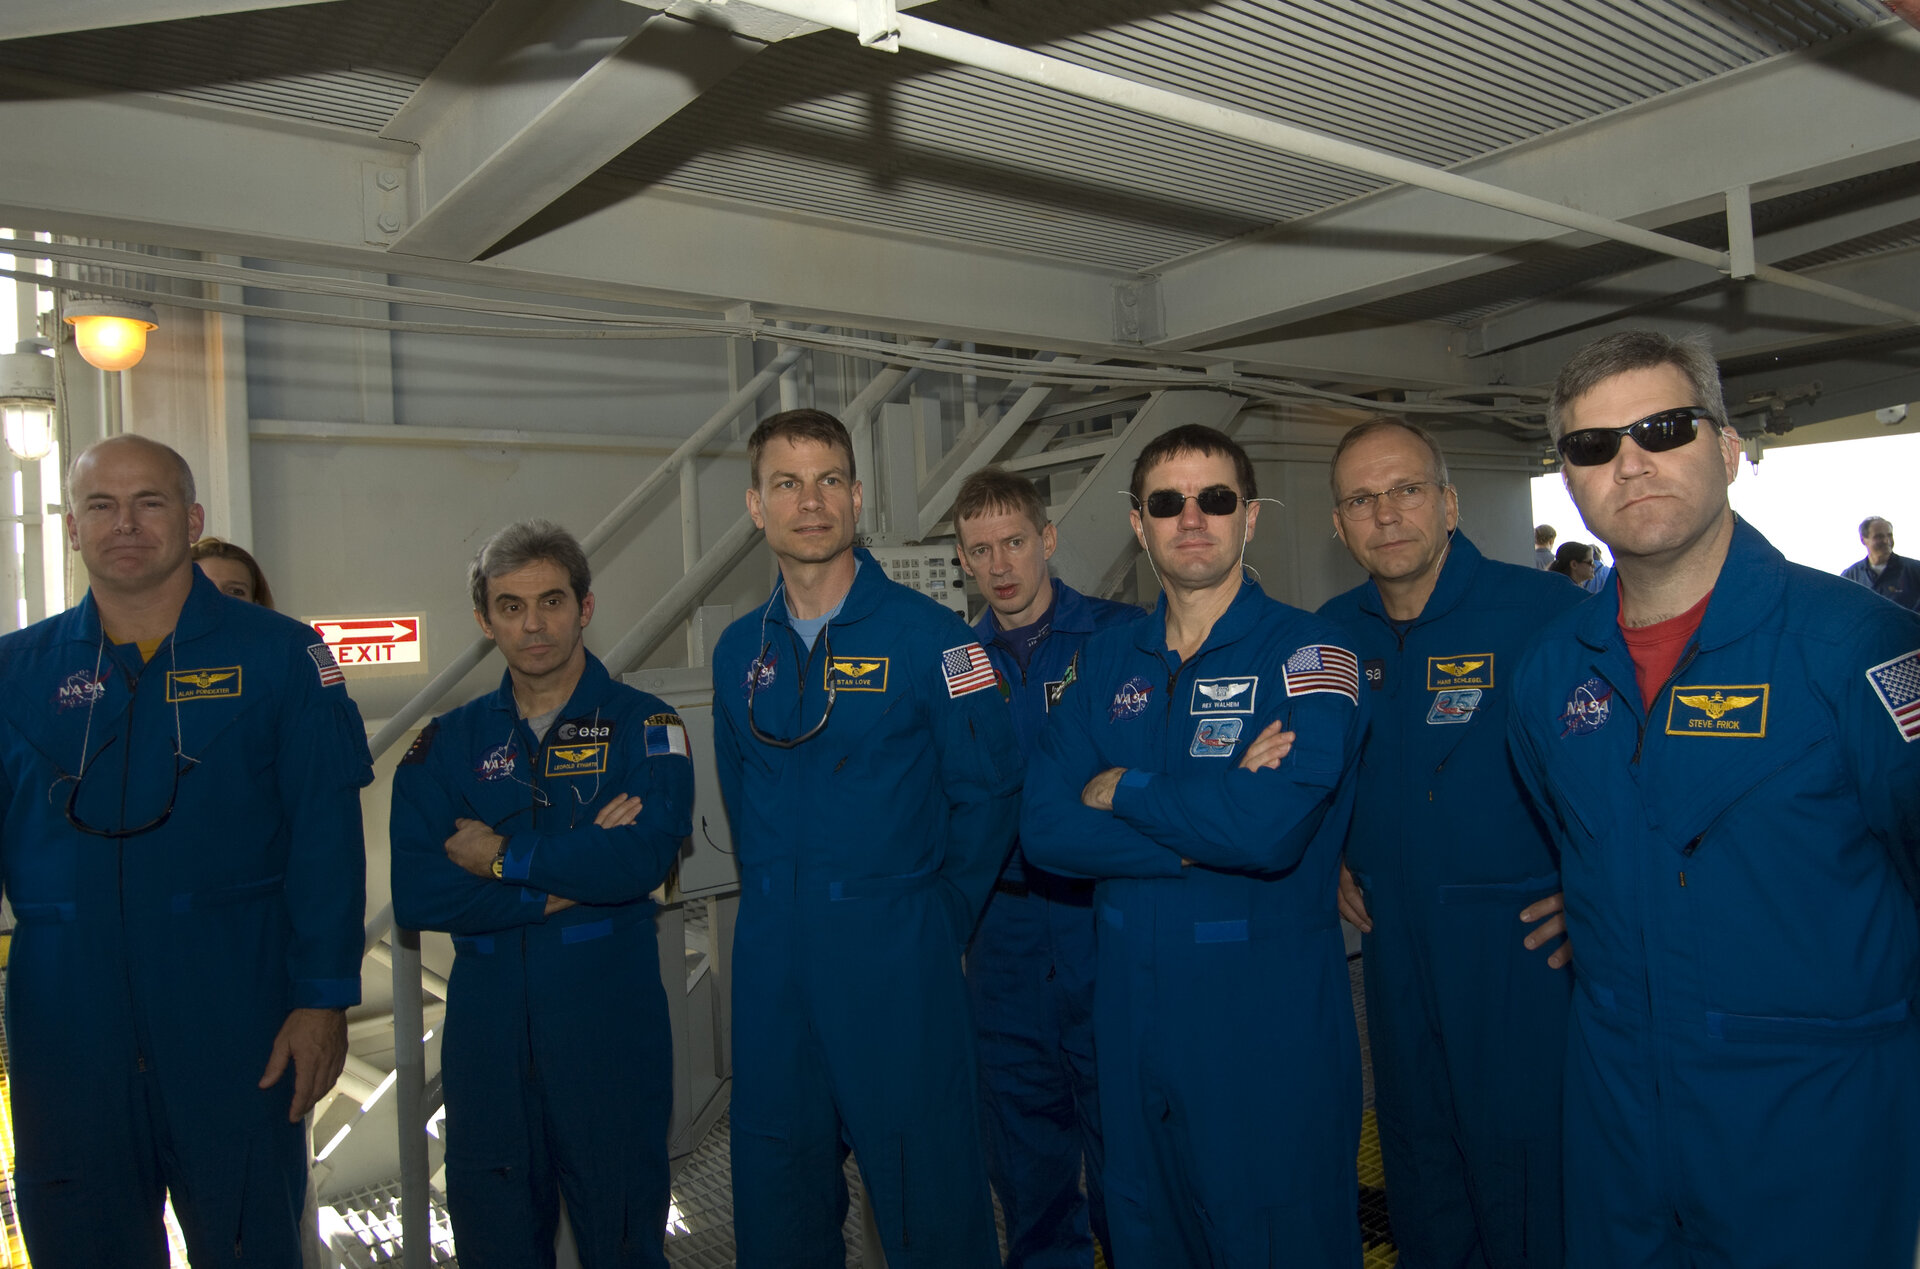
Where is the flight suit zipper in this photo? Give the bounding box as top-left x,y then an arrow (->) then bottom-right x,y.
114,651 -> 152,1076
1630,644 -> 1700,766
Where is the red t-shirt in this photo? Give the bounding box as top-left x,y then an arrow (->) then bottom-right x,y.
1620,590 -> 1712,709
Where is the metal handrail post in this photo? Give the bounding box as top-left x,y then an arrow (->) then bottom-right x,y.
392,926 -> 430,1268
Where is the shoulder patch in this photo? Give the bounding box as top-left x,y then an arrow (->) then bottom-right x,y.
307,642 -> 345,688
941,642 -> 997,697
1866,648 -> 1920,742
401,721 -> 437,765
1283,644 -> 1359,704
645,713 -> 690,758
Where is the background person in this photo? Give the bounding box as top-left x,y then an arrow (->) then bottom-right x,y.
1021,424 -> 1366,1268
192,536 -> 276,607
953,466 -> 1137,1269
1510,331 -> 1920,1268
390,520 -> 691,1268
1319,418 -> 1581,1269
1842,516 -> 1920,610
1547,541 -> 1598,586
1534,524 -> 1556,569
711,409 -> 1021,1269
0,434 -> 370,1267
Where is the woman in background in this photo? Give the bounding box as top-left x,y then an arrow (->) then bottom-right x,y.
1548,541 -> 1597,588
193,536 -> 275,608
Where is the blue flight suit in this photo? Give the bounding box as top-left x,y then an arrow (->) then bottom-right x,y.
1021,575 -> 1366,1269
969,580 -> 1137,1269
711,550 -> 1023,1269
1508,518 -> 1920,1268
1842,551 -> 1920,611
0,569 -> 370,1268
1319,533 -> 1582,1269
390,651 -> 692,1269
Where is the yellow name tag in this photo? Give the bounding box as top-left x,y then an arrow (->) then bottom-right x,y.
167,666 -> 243,701
544,743 -> 608,776
1665,685 -> 1769,737
1427,654 -> 1493,690
825,656 -> 889,692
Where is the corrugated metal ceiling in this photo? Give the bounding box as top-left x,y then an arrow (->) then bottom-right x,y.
604,0 -> 1896,270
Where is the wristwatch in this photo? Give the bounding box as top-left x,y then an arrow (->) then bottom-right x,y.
490,846 -> 506,879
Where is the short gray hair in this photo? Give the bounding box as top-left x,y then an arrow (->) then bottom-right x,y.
469,519 -> 590,612
66,434 -> 196,506
1861,516 -> 1892,540
1328,417 -> 1451,497
1548,330 -> 1727,441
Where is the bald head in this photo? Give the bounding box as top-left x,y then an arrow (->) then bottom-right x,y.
68,435 -> 196,507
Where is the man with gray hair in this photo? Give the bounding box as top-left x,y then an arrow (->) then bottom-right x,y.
390,519 -> 694,1267
1319,418 -> 1581,1269
0,434 -> 371,1266
1509,331 -> 1920,1267
1843,516 -> 1920,611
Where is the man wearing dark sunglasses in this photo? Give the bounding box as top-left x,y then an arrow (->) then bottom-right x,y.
1022,423 -> 1368,1268
0,435 -> 373,1268
1509,331 -> 1920,1268
710,409 -> 1021,1269
1318,418 -> 1583,1269
389,519 -> 693,1267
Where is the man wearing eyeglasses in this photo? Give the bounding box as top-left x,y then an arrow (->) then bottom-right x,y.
952,466 -> 1137,1269
0,435 -> 372,1267
1318,419 -> 1583,1269
1509,331 -> 1920,1268
710,409 -> 1022,1268
1021,423 -> 1367,1268
389,519 -> 693,1267
1843,517 -> 1920,611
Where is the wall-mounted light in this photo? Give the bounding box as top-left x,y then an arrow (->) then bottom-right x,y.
0,350 -> 56,461
62,299 -> 158,372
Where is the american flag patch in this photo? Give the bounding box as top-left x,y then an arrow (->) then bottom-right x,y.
942,643 -> 997,698
307,642 -> 345,688
1283,644 -> 1360,704
1866,648 -> 1920,742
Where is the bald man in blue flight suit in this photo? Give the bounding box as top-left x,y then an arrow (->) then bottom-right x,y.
711,410 -> 1021,1269
0,435 -> 370,1267
391,520 -> 692,1267
1319,419 -> 1582,1269
1510,331 -> 1920,1268
953,467 -> 1137,1269
1023,424 -> 1366,1269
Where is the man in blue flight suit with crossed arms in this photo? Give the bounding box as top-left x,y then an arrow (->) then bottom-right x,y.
390,519 -> 693,1267
953,466 -> 1137,1269
1021,424 -> 1367,1268
1510,331 -> 1920,1268
1319,418 -> 1581,1269
711,409 -> 1022,1268
0,435 -> 371,1266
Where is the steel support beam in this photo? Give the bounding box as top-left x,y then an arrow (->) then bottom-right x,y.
384,2 -> 765,262
0,0 -> 338,41
1470,188 -> 1920,356
1149,24 -> 1920,349
0,82 -> 1122,347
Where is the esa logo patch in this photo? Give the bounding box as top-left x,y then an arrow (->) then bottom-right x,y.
825,656 -> 888,692
545,743 -> 609,777
1426,688 -> 1481,725
1363,659 -> 1385,691
1665,685 -> 1768,737
167,666 -> 243,702
1109,675 -> 1153,722
55,670 -> 108,710
556,717 -> 614,742
476,743 -> 517,781
1428,655 -> 1493,690
1190,717 -> 1243,757
1190,676 -> 1256,715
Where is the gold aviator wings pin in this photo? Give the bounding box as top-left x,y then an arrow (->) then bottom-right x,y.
1436,660 -> 1485,678
1676,692 -> 1759,721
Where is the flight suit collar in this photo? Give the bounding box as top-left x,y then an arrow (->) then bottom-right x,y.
61,566 -> 227,649
1353,530 -> 1482,627
756,547 -> 881,631
1574,515 -> 1781,655
1131,570 -> 1267,659
483,648 -> 617,721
